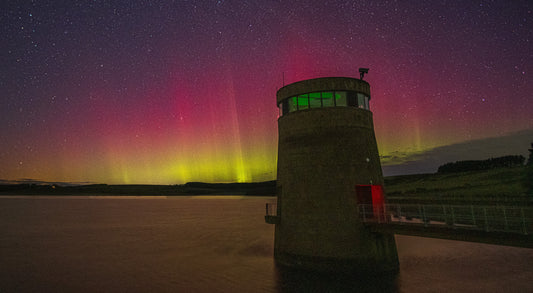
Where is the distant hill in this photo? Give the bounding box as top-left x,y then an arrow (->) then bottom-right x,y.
0,181 -> 276,196
2,167 -> 530,207
437,155 -> 525,173
385,166 -> 530,205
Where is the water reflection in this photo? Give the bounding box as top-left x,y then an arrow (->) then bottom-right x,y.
0,196 -> 532,292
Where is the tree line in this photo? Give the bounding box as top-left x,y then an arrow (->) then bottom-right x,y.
437,155 -> 526,173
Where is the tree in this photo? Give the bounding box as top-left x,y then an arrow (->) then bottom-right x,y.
525,143 -> 533,196
527,143 -> 533,166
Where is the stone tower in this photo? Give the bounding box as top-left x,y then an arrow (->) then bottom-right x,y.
267,76 -> 399,273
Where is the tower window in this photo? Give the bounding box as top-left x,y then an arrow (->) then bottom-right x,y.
288,97 -> 297,112
347,92 -> 357,107
322,92 -> 334,107
278,91 -> 370,116
357,93 -> 365,109
282,99 -> 289,115
335,91 -> 347,106
309,92 -> 322,108
357,93 -> 370,110
297,94 -> 309,110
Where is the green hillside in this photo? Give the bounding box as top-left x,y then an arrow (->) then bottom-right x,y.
384,166 -> 531,205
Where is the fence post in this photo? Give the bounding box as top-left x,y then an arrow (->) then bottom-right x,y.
421,205 -> 428,227
451,206 -> 456,228
398,205 -> 403,224
471,205 -> 476,226
442,205 -> 447,225
483,207 -> 489,232
521,208 -> 527,235
502,206 -> 508,231
450,206 -> 455,229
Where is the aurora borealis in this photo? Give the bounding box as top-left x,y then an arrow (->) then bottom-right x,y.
1,1 -> 532,184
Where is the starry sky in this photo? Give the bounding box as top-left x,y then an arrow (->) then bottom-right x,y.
1,0 -> 532,184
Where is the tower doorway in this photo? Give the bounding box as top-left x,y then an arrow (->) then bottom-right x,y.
356,185 -> 385,221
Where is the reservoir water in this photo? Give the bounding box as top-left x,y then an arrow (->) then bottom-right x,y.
0,196 -> 531,292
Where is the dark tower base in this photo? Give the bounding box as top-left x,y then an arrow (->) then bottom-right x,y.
275,249 -> 399,274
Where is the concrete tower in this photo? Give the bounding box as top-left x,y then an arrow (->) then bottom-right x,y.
267,76 -> 399,273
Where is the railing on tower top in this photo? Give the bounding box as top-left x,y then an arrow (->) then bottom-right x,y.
265,203 -> 277,216
264,203 -> 279,224
358,203 -> 532,235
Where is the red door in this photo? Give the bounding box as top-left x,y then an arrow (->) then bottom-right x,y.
356,185 -> 385,221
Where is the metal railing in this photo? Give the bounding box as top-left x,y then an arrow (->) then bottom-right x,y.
264,202 -> 279,224
265,203 -> 277,216
359,204 -> 532,235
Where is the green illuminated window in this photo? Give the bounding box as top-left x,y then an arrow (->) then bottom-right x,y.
309,92 -> 322,108
322,92 -> 334,107
278,90 -> 369,116
335,91 -> 347,106
297,94 -> 309,110
288,97 -> 298,112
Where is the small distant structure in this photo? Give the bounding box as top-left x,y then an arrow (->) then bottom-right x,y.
359,67 -> 369,80
266,74 -> 399,273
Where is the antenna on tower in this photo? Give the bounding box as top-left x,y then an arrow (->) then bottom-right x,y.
359,68 -> 369,80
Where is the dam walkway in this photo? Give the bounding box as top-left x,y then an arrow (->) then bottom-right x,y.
359,203 -> 533,248
265,203 -> 532,248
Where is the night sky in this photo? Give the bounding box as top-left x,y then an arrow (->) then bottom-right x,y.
1,1 -> 532,184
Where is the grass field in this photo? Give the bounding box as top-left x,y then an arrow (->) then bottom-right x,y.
384,167 -> 531,205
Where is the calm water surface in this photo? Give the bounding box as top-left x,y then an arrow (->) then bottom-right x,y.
0,196 -> 531,292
